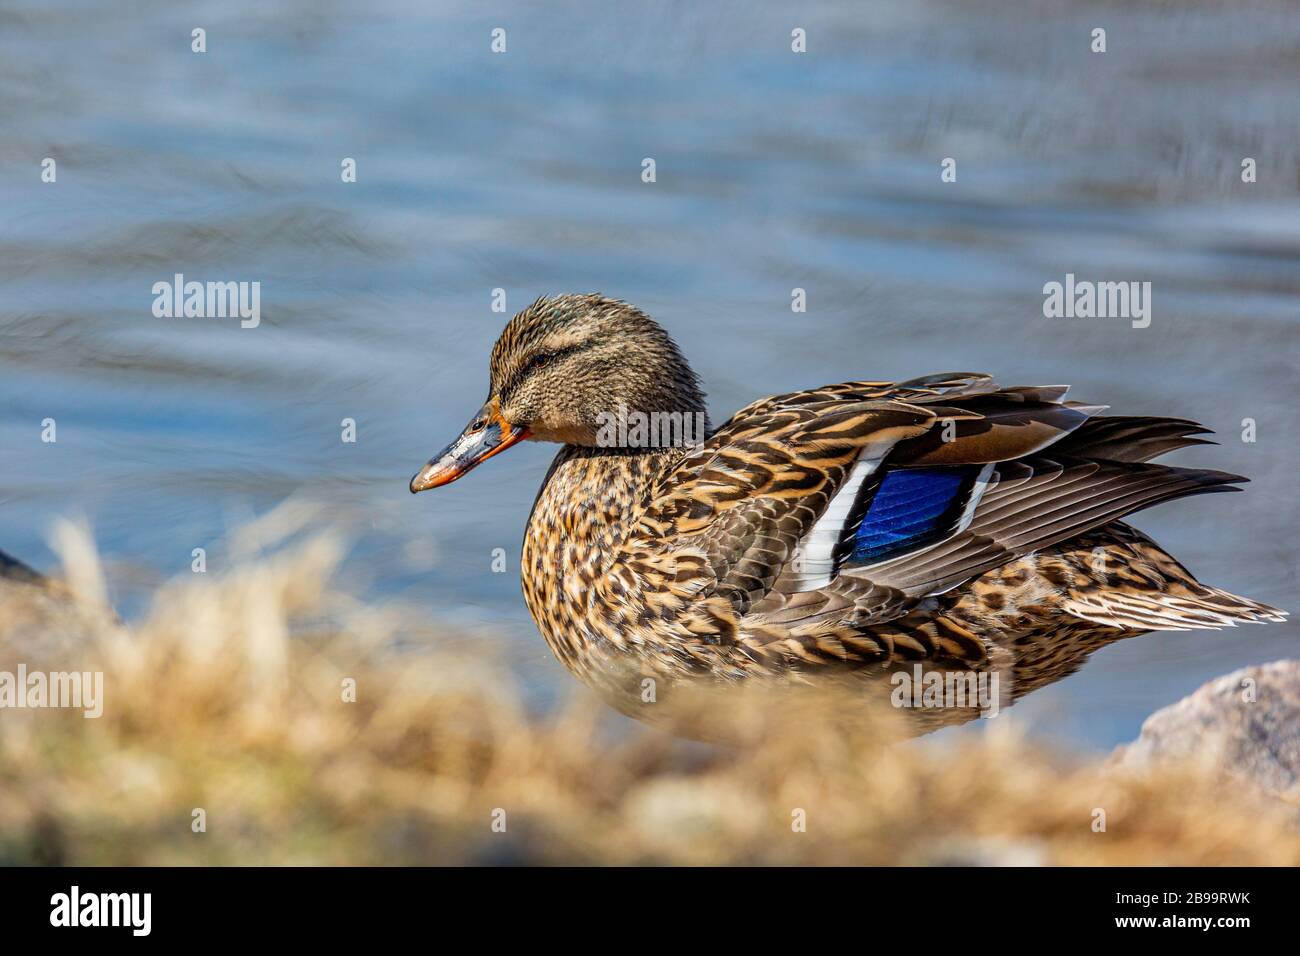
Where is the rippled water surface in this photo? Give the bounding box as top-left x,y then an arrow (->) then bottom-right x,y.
3,0 -> 1297,748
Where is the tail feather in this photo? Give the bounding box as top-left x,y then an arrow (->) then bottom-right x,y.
1052,415 -> 1216,463
1054,523 -> 1288,631
1063,584 -> 1288,631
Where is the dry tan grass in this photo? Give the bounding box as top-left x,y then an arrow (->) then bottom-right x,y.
1,513 -> 1297,866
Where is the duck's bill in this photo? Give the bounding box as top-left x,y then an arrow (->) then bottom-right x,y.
410,405 -> 529,493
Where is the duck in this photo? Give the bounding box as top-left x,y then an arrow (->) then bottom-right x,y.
410,293 -> 1285,733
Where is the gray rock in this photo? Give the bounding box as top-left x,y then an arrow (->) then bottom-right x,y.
0,548 -> 44,586
1111,660 -> 1300,800
0,552 -> 105,663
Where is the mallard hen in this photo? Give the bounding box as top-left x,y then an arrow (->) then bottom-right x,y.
410,294 -> 1285,733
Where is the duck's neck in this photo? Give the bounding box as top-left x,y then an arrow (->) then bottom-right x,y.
525,444 -> 680,566
520,444 -> 683,655
522,392 -> 711,566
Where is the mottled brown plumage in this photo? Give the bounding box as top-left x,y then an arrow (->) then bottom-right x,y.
412,294 -> 1286,735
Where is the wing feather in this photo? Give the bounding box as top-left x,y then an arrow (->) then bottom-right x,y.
619,375 -> 1236,644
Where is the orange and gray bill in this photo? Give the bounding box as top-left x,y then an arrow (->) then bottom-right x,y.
410,400 -> 529,492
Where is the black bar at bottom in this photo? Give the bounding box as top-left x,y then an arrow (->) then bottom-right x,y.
0,866 -> 1280,942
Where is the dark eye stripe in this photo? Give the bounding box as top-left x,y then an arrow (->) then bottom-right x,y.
498,343 -> 586,402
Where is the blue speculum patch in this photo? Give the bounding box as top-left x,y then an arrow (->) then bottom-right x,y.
849,466 -> 975,564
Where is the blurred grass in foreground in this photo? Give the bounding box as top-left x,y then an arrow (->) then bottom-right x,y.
1,511 -> 1297,866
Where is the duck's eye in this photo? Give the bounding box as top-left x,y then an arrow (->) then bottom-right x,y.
530,354 -> 550,370
468,419 -> 487,433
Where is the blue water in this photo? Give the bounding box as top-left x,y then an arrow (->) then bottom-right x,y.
2,0 -> 1297,750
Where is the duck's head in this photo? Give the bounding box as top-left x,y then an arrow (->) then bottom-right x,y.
410,293 -> 707,492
